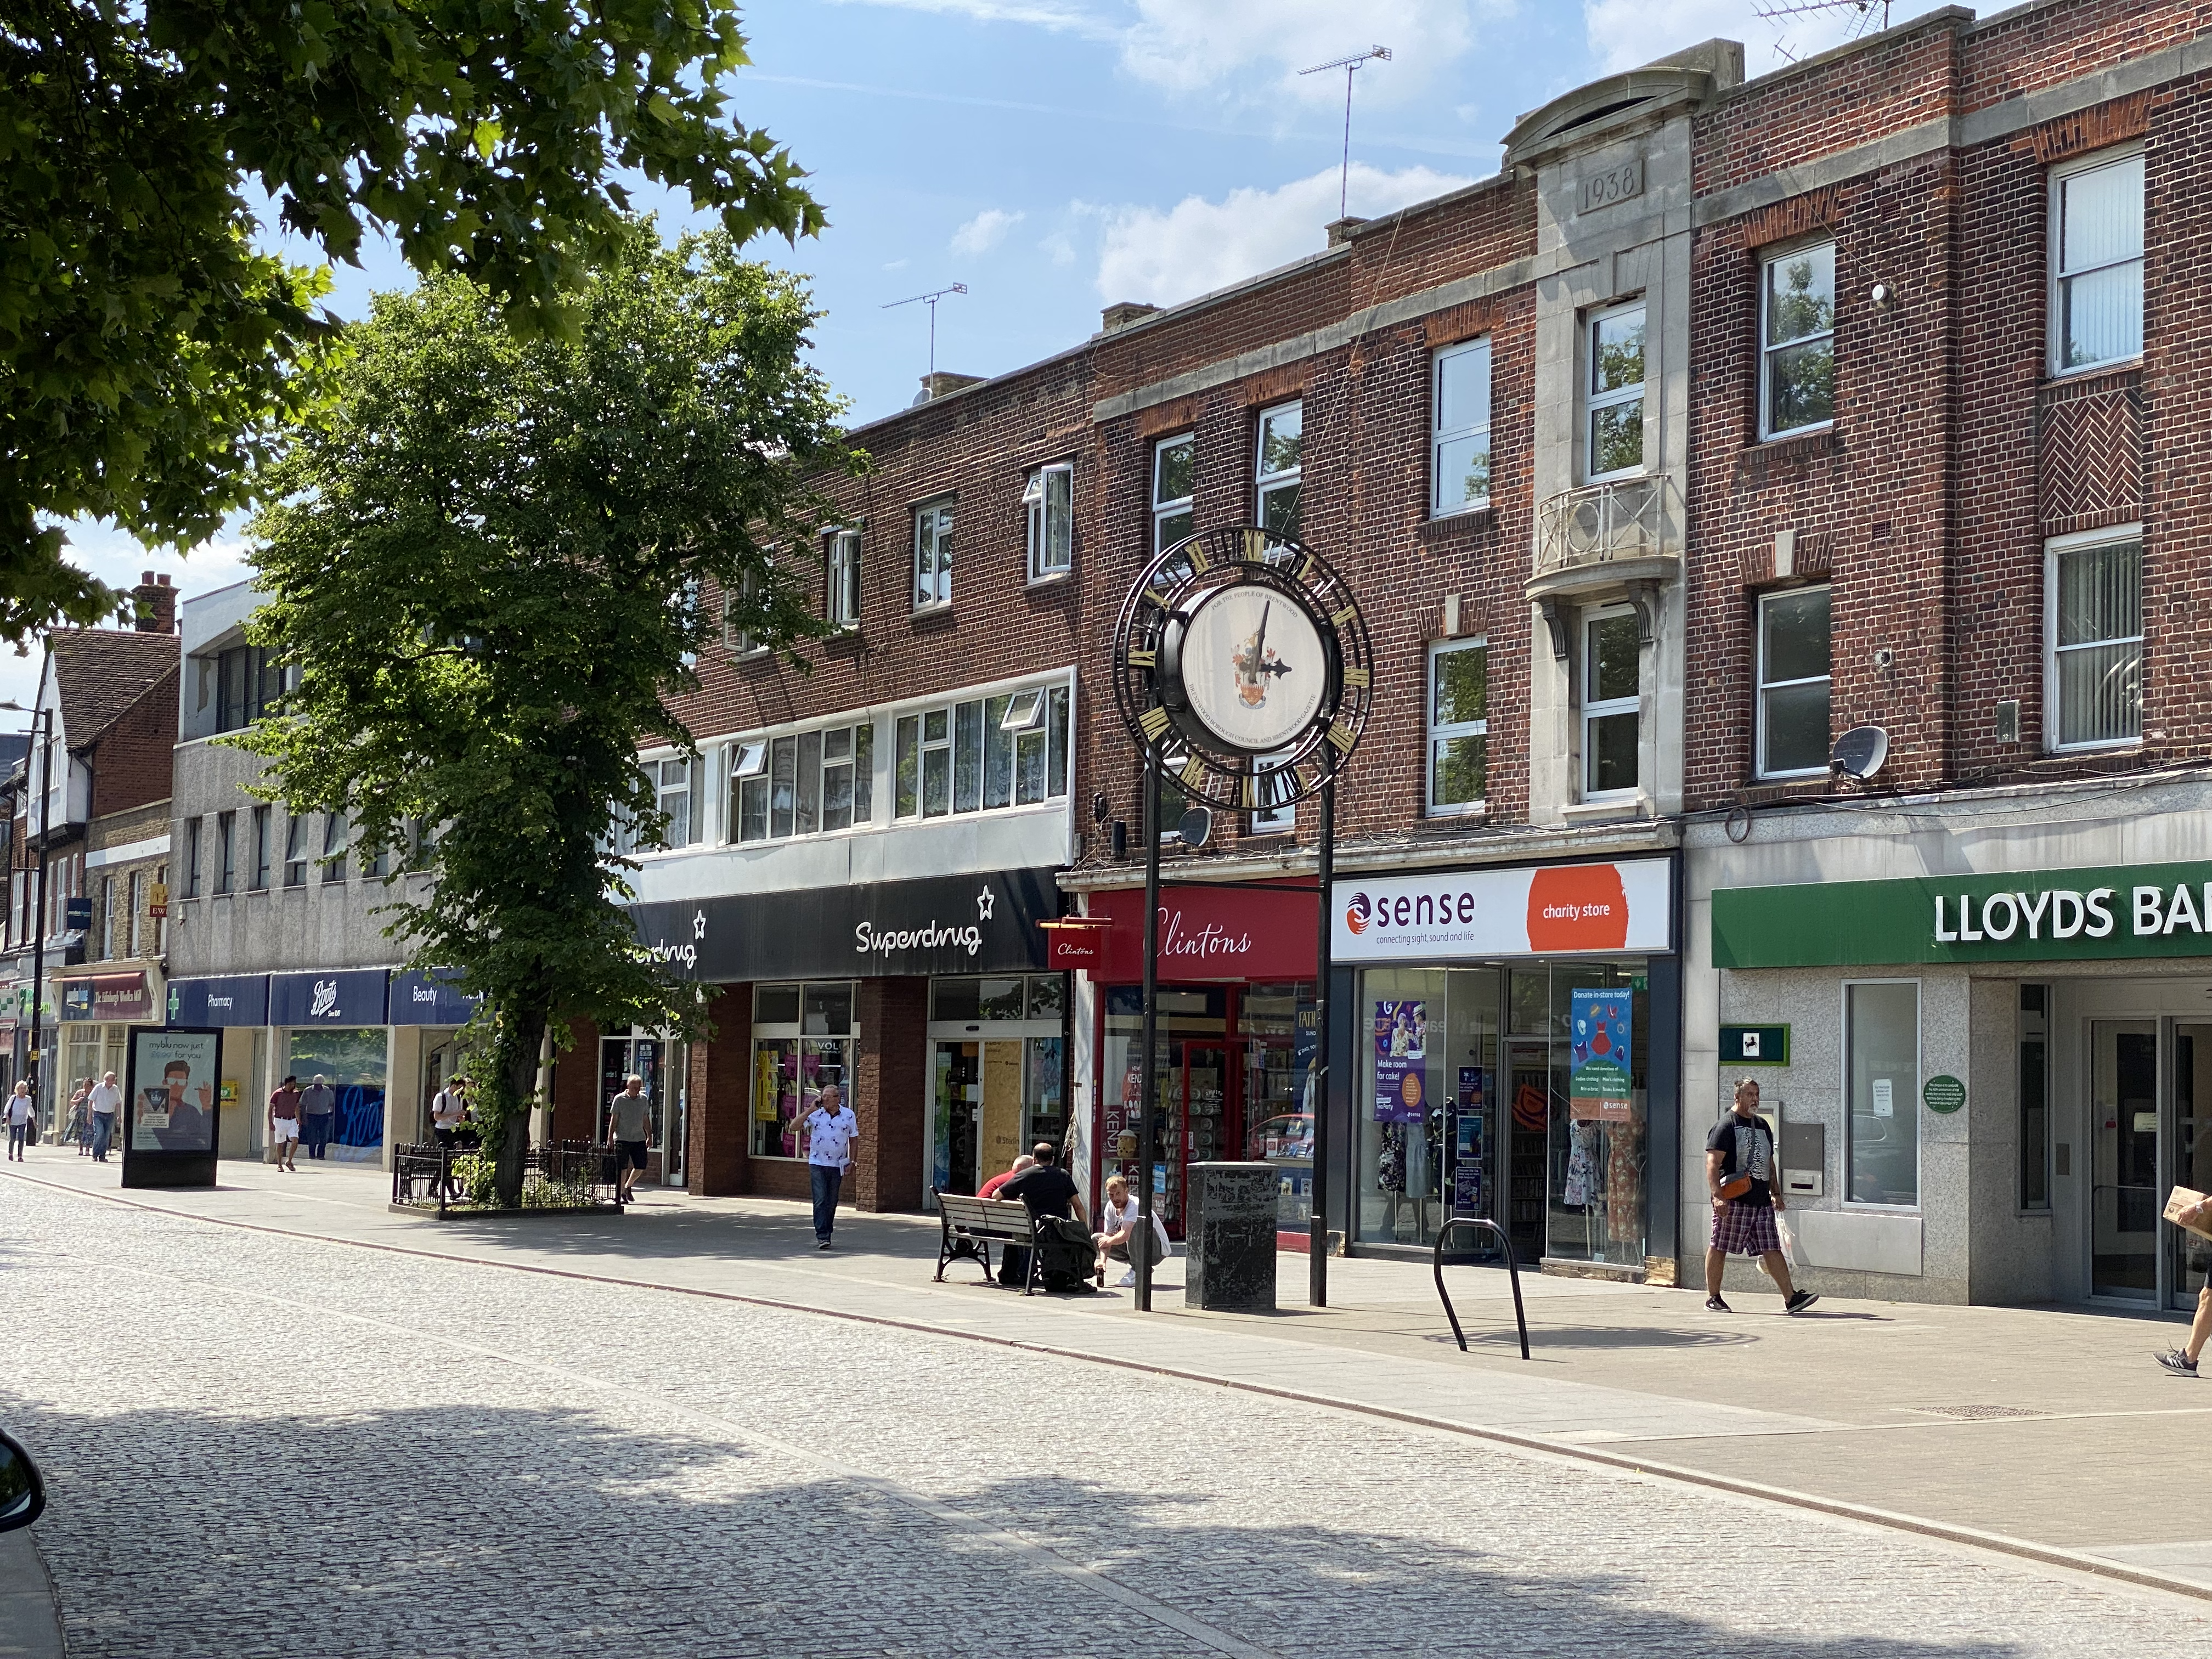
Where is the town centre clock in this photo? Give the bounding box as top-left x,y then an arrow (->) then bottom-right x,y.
1110,526 -> 1373,813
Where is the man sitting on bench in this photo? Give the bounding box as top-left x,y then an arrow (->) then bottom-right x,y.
996,1142 -> 1091,1291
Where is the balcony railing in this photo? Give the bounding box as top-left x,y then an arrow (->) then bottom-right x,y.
1533,475 -> 1683,580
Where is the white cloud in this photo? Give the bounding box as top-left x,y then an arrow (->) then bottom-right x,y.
825,0 -> 1116,37
950,208 -> 1025,256
1582,0 -> 1861,76
1039,230 -> 1077,267
1122,0 -> 1488,100
1094,162 -> 1472,307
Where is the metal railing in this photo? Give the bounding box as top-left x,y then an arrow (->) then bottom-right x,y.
1533,474 -> 1683,579
392,1138 -> 623,1215
1432,1216 -> 1531,1360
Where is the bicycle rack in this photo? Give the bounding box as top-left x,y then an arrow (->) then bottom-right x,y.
1432,1217 -> 1531,1361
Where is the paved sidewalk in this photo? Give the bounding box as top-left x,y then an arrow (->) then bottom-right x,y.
8,1147 -> 2210,1588
0,1532 -> 62,1659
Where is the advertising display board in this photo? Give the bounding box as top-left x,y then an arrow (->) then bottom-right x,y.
121,1025 -> 221,1189
1334,859 -> 1673,961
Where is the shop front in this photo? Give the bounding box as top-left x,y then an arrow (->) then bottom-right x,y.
58,968 -> 163,1132
168,972 -> 270,1159
269,969 -> 392,1165
1330,857 -> 1680,1280
1707,840 -> 2212,1308
1057,882 -> 1318,1243
629,866 -> 1062,1210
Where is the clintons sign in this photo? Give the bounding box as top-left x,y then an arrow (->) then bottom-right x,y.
1332,859 -> 1674,962
1082,883 -> 1318,983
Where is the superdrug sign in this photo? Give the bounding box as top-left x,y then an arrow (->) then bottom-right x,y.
628,867 -> 1062,983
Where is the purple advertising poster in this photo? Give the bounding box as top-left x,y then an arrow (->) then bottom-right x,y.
1372,1000 -> 1427,1124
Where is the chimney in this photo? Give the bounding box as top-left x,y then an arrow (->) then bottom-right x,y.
911,371 -> 987,406
1098,301 -> 1161,335
1326,216 -> 1369,248
133,571 -> 177,635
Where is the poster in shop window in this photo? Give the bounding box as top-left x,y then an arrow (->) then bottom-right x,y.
1372,1000 -> 1427,1124
1568,988 -> 1633,1122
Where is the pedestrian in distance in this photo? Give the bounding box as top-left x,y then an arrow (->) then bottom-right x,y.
86,1070 -> 122,1163
2159,1195 -> 2212,1375
606,1073 -> 653,1205
298,1074 -> 338,1160
66,1079 -> 89,1156
802,1081 -> 859,1249
1705,1077 -> 1818,1315
4,1082 -> 31,1161
429,1075 -> 468,1200
267,1074 -> 303,1172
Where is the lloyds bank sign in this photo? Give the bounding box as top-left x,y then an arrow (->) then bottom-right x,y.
1711,859 -> 2212,969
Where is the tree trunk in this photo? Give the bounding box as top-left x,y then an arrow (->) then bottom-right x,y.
493,1005 -> 548,1208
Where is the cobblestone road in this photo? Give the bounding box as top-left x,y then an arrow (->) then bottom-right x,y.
0,1180 -> 2200,1658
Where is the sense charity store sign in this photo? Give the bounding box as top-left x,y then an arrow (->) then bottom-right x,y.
1713,858 -> 2212,968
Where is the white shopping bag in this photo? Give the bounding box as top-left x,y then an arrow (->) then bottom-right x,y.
1773,1210 -> 1806,1267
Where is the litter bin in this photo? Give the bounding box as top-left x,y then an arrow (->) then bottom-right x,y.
1185,1161 -> 1278,1313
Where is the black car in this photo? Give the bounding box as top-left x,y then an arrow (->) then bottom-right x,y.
0,1427 -> 43,1534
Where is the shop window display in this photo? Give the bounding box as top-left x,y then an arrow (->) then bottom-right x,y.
751,982 -> 855,1160
285,1028 -> 389,1163
927,974 -> 1068,1199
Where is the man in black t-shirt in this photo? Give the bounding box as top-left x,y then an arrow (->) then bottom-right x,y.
996,1142 -> 1090,1291
1703,1078 -> 1818,1315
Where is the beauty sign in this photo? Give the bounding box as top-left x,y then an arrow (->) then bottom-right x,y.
1568,988 -> 1633,1122
1372,1000 -> 1427,1124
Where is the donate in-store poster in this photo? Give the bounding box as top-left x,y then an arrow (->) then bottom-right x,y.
1372,1000 -> 1427,1124
1568,988 -> 1633,1122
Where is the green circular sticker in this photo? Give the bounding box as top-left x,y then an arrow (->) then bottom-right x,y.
1923,1075 -> 1966,1114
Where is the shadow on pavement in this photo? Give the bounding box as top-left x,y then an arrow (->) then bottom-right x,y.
0,1395 -> 2078,1659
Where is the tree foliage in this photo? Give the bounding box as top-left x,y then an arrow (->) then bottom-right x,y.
239,223 -> 861,1201
1,0 -> 821,638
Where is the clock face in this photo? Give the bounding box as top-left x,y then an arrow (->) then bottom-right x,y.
1109,524 -> 1372,814
1175,586 -> 1327,755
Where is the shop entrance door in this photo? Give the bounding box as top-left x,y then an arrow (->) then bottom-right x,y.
2090,1019 -> 2159,1301
2169,1023 -> 2212,1310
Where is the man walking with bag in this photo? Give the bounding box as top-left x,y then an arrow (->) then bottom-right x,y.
1705,1077 -> 1817,1315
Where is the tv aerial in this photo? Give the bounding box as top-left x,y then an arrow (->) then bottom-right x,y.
1750,0 -> 1890,61
883,284 -> 968,383
1298,46 -> 1392,221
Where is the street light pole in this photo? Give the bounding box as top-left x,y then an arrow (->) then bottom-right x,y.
26,706 -> 52,1122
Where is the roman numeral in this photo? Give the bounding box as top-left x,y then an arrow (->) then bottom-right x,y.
1331,602 -> 1358,627
1342,667 -> 1370,689
1327,720 -> 1357,753
1242,529 -> 1267,563
1182,754 -> 1209,788
1126,648 -> 1156,669
1138,706 -> 1172,742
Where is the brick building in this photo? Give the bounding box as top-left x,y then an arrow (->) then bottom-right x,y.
629,2 -> 2212,1307
1,575 -> 180,1133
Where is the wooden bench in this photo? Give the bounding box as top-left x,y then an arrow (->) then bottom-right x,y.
934,1189 -> 1042,1292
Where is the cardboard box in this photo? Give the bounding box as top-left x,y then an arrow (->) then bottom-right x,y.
2165,1186 -> 2212,1242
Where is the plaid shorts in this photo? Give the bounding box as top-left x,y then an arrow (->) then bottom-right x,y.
1709,1200 -> 1781,1257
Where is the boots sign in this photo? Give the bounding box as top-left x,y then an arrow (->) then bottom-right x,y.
1713,858 -> 2212,968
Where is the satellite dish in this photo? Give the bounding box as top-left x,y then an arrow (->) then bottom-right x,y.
1832,724 -> 1889,781
1177,806 -> 1214,849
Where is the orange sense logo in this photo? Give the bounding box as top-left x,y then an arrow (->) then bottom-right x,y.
1526,864 -> 1630,951
1344,892 -> 1370,935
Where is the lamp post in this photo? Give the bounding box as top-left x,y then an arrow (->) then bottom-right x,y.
0,701 -> 54,1121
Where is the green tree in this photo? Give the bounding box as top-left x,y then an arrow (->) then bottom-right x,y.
240,223 -> 861,1205
2,0 -> 820,639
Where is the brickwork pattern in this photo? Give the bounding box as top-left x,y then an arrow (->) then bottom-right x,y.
855,974 -> 926,1211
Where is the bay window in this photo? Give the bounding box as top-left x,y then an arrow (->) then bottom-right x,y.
895,684 -> 1070,821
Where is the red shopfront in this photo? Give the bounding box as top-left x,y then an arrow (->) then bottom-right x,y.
1059,882 -> 1317,1244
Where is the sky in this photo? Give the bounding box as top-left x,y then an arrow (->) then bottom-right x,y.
19,0 -> 1880,712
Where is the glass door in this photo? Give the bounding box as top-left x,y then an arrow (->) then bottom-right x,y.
2170,1024 -> 2212,1308
2090,1019 -> 2158,1301
931,1042 -> 981,1196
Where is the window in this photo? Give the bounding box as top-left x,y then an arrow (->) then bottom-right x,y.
1846,979 -> 1920,1207
894,684 -> 1070,821
1757,586 -> 1832,777
283,815 -> 307,887
724,568 -> 766,657
827,530 -> 862,628
213,645 -> 286,734
2052,149 -> 2144,374
215,811 -> 236,895
2019,984 -> 2050,1212
1760,243 -> 1835,438
1256,403 -> 1302,541
98,874 -> 115,958
127,870 -> 144,957
1250,752 -> 1296,834
1586,302 -> 1646,479
1153,435 -> 1194,554
730,723 -> 874,844
913,498 -> 953,611
751,982 -> 856,1159
249,805 -> 271,890
184,817 -> 201,899
1582,610 -> 1640,798
2046,528 -> 2142,750
1431,339 -> 1492,516
321,811 -> 348,882
1427,640 -> 1488,814
1024,464 -> 1073,580
653,757 -> 701,849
